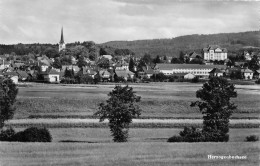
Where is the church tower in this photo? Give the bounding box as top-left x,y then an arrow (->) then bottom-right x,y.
59,27 -> 66,52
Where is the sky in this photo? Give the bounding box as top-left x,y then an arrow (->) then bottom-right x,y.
0,0 -> 259,44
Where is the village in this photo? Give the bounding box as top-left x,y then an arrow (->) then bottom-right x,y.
0,29 -> 260,85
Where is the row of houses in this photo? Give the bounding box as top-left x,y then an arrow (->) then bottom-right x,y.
1,59 -> 258,84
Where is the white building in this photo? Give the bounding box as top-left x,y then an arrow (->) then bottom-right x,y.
242,68 -> 253,80
203,45 -> 227,61
0,60 -> 11,70
184,73 -> 196,79
209,68 -> 224,77
154,63 -> 226,78
42,69 -> 60,83
115,62 -> 129,70
244,51 -> 252,61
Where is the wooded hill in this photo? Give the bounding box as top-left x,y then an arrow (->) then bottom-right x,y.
101,31 -> 260,58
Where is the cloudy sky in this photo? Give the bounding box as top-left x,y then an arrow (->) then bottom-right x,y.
0,0 -> 259,44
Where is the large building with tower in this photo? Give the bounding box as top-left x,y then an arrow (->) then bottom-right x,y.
59,27 -> 66,52
203,45 -> 227,61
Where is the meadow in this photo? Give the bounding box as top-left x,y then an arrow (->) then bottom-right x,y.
11,127 -> 260,143
15,82 -> 260,119
2,82 -> 259,166
0,141 -> 259,166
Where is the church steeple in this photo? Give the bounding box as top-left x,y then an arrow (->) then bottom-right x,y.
59,27 -> 66,52
60,27 -> 64,44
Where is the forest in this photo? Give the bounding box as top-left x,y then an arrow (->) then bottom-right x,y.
0,31 -> 259,58
101,31 -> 260,58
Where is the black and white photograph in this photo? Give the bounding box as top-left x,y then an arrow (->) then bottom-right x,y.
0,0 -> 259,165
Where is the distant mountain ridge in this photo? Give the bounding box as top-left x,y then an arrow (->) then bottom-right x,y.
101,31 -> 260,58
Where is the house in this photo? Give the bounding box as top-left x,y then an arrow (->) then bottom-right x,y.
11,62 -> 25,69
154,63 -> 226,78
50,58 -> 55,62
235,61 -> 246,68
225,66 -> 241,76
3,72 -> 19,84
42,69 -> 60,83
2,67 -> 14,73
171,73 -> 188,79
0,60 -> 11,70
96,57 -> 110,68
209,68 -> 224,77
16,70 -> 29,81
61,65 -> 80,73
99,70 -> 111,81
244,51 -> 252,61
189,52 -> 202,61
141,65 -> 154,78
77,67 -> 97,79
241,68 -> 253,80
203,45 -> 228,61
205,61 -> 214,65
184,73 -> 196,79
115,62 -> 129,70
102,55 -> 113,60
255,70 -> 260,79
115,70 -> 135,81
40,64 -> 49,72
71,56 -> 77,65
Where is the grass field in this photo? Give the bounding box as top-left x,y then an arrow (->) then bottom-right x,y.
14,82 -> 260,119
2,82 -> 259,166
0,142 -> 259,166
12,127 -> 259,143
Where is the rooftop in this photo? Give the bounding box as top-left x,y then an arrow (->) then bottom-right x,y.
155,63 -> 226,70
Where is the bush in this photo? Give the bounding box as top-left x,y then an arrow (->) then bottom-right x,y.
179,127 -> 204,142
245,135 -> 259,142
167,127 -> 229,142
191,76 -> 199,83
12,127 -> 52,142
0,127 -> 16,141
75,75 -> 93,84
255,79 -> 260,84
60,78 -> 76,84
168,127 -> 204,142
167,135 -> 183,142
115,76 -> 126,83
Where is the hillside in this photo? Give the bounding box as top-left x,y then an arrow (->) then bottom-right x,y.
101,31 -> 260,58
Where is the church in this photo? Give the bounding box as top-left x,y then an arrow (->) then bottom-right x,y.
59,27 -> 66,52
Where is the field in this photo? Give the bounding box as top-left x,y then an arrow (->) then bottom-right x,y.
10,127 -> 259,143
2,82 -> 259,165
1,142 -> 259,166
15,82 -> 260,119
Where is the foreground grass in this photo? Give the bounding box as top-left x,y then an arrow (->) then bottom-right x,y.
15,83 -> 260,119
0,142 -> 259,166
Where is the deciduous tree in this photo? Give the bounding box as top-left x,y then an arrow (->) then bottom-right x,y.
94,85 -> 142,142
191,77 -> 237,141
0,78 -> 18,128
